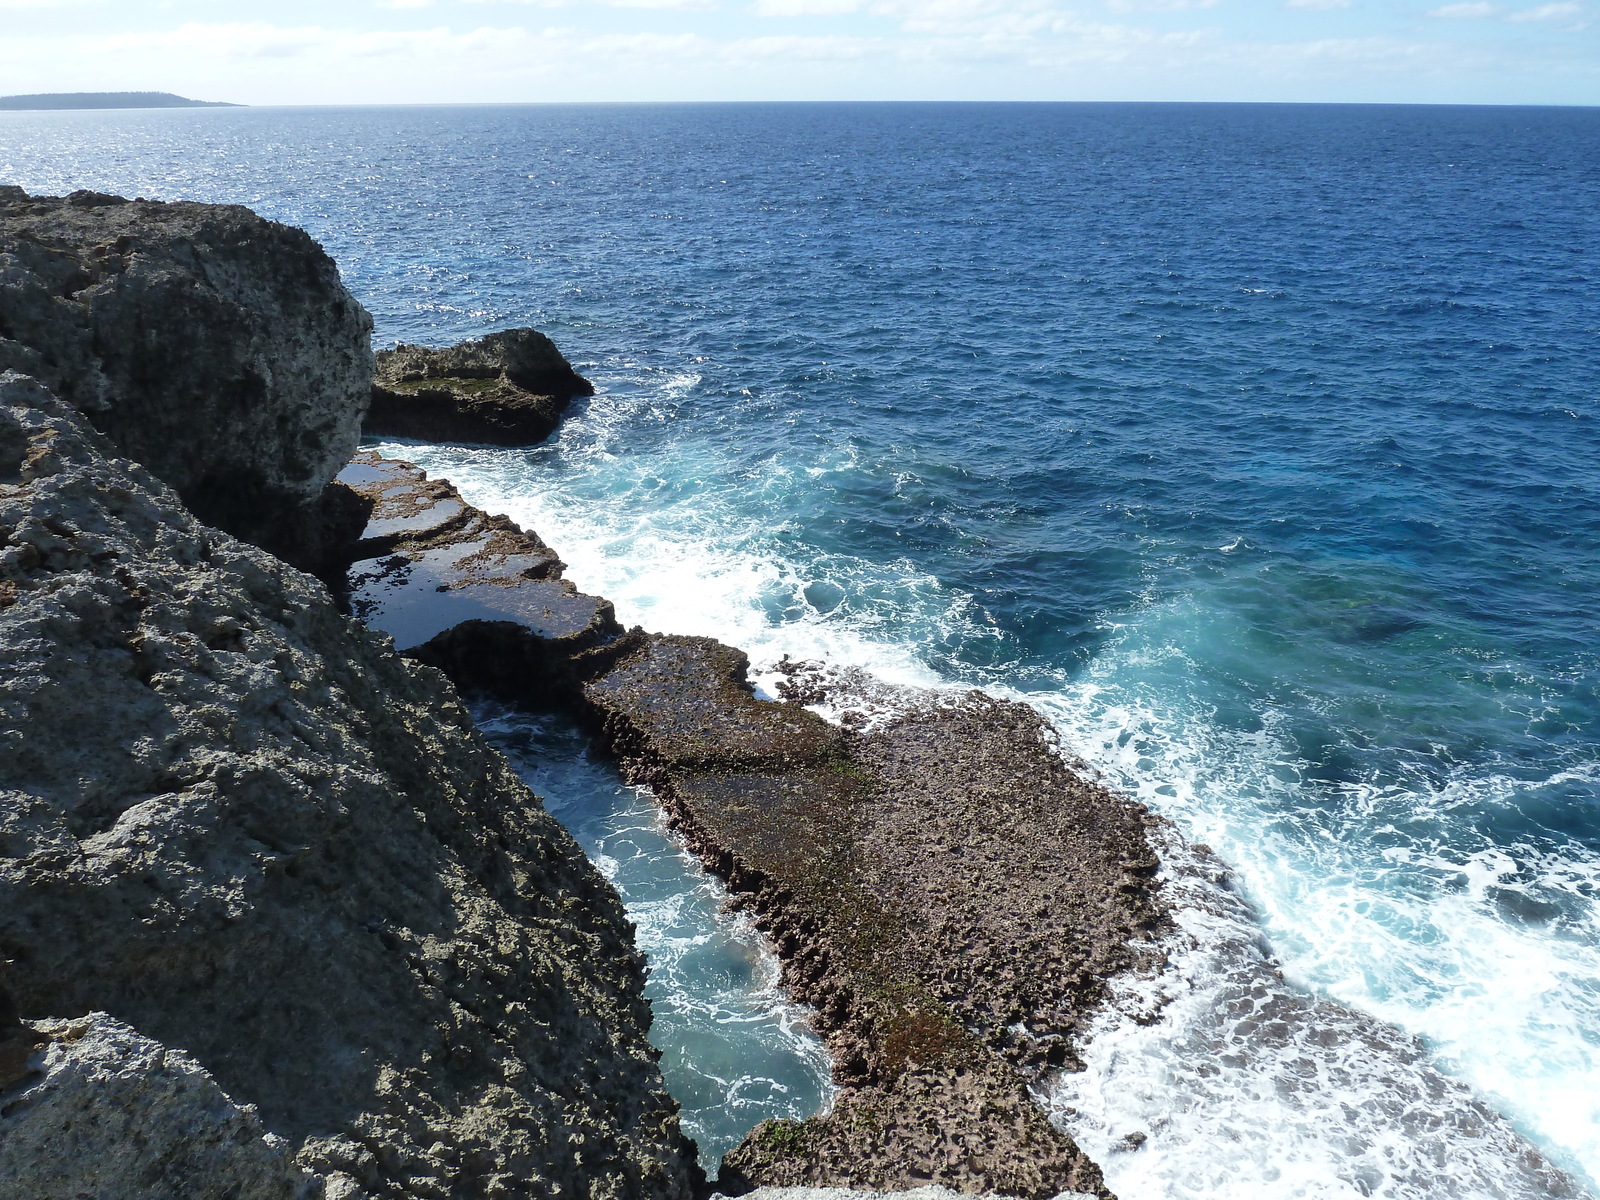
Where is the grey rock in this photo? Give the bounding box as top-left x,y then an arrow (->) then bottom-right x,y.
0,373 -> 698,1200
0,1012 -> 325,1200
377,328 -> 593,398
0,187 -> 373,566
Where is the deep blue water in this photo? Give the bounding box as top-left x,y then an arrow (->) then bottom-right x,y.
4,102 -> 1598,1198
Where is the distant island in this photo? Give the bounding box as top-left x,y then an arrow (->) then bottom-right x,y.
0,92 -> 239,111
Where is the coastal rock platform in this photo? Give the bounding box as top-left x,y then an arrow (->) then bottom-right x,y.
333,449 -> 1166,1198
584,640 -> 1164,1200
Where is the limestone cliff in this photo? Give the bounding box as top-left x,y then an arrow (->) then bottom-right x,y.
0,345 -> 695,1193
0,186 -> 374,573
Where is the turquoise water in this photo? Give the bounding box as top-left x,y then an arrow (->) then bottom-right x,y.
468,705 -> 833,1166
6,101 -> 1599,1197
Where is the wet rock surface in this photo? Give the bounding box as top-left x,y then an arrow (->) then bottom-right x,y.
328,451 -> 1163,1199
0,375 -> 698,1200
0,1012 -> 321,1200
0,187 -> 373,569
340,451 -> 621,692
368,328 -> 594,446
578,637 -> 1168,1200
724,1186 -> 1098,1200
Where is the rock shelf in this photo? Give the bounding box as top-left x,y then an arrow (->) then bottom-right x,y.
336,448 -> 1169,1200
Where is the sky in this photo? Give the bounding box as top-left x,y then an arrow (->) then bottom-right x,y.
0,0 -> 1594,106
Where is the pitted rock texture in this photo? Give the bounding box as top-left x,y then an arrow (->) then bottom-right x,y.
340,452 -> 621,693
726,1187 -> 1098,1200
581,635 -> 1166,1200
0,186 -> 373,566
369,329 -> 594,446
0,1012 -> 322,1200
0,374 -> 697,1200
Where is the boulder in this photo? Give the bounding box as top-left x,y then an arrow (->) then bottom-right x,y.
0,1013 -> 321,1200
0,373 -> 698,1200
368,329 -> 594,446
0,187 -> 373,573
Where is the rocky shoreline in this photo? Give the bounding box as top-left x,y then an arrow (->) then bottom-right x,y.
0,188 -> 1169,1199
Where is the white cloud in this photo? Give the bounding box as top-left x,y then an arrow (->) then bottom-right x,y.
1285,0 -> 1352,10
462,0 -> 718,8
1107,0 -> 1221,12
1427,1 -> 1494,14
0,1 -> 1590,108
607,0 -> 720,11
1507,1 -> 1579,17
751,0 -> 865,17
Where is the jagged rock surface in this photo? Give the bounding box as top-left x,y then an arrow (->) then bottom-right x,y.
0,374 -> 698,1200
0,1012 -> 321,1200
0,186 -> 373,570
368,329 -> 594,446
581,636 -> 1166,1200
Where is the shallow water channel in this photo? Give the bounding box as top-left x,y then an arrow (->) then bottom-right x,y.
471,702 -> 835,1168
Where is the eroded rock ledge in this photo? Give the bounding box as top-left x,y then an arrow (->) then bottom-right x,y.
345,449 -> 1170,1200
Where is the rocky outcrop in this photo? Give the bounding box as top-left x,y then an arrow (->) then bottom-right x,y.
330,449 -> 1167,1199
368,329 -> 594,446
583,640 -> 1163,1200
340,452 -> 622,694
0,373 -> 698,1200
0,1013 -> 319,1200
0,186 -> 373,573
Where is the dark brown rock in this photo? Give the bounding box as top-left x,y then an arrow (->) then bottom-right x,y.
585,635 -> 845,777
340,451 -> 621,696
0,187 -> 373,569
368,329 -> 594,446
580,636 -> 1168,1200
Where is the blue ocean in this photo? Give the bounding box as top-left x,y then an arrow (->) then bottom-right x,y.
4,101 -> 1597,1198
